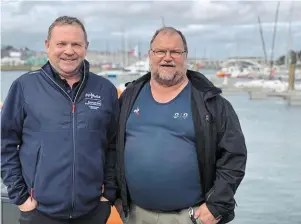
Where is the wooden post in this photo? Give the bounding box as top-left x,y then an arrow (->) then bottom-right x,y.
288,64 -> 295,91
287,50 -> 296,91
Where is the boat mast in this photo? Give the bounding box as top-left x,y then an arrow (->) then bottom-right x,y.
161,16 -> 165,27
257,16 -> 268,64
269,1 -> 280,79
286,1 -> 294,68
121,26 -> 127,68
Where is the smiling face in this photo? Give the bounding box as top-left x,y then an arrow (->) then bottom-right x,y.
149,31 -> 187,87
45,24 -> 88,78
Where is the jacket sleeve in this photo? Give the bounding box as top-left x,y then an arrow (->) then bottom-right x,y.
103,87 -> 120,204
1,79 -> 29,205
206,97 -> 247,219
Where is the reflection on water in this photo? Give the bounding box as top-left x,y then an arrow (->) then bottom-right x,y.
224,94 -> 301,224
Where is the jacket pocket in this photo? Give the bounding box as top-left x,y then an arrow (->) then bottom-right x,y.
205,187 -> 215,202
206,187 -> 224,221
87,107 -> 111,130
30,146 -> 42,199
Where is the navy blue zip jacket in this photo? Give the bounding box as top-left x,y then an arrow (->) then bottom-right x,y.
1,60 -> 119,218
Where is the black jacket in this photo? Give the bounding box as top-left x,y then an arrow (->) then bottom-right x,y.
116,70 -> 247,223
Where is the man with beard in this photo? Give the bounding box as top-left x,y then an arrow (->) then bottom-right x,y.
116,27 -> 247,224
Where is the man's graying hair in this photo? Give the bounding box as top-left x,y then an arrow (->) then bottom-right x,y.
150,26 -> 188,53
47,16 -> 88,43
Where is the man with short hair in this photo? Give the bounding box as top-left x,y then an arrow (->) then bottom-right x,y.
116,27 -> 247,224
1,16 -> 119,224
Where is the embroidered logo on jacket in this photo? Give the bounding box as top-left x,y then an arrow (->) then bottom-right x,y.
134,107 -> 140,116
85,92 -> 102,110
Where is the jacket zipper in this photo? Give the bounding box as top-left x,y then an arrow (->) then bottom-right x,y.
41,66 -> 86,218
206,114 -> 225,220
71,102 -> 76,218
30,147 -> 41,201
205,114 -> 212,191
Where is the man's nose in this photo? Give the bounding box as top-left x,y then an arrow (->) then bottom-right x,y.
64,44 -> 75,55
163,51 -> 173,62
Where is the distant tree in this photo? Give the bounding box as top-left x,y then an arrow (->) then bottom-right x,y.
4,45 -> 14,51
276,55 -> 285,65
298,50 -> 301,61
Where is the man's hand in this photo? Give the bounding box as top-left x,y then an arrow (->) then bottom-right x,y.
100,196 -> 109,202
194,203 -> 220,224
18,197 -> 37,212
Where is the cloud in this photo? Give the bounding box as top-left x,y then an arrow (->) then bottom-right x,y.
1,0 -> 301,59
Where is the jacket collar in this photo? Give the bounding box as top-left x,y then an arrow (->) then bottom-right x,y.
40,59 -> 90,101
41,59 -> 90,80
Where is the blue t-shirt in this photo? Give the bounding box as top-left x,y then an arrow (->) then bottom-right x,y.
124,81 -> 204,211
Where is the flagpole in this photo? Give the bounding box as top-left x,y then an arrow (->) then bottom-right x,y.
138,41 -> 141,62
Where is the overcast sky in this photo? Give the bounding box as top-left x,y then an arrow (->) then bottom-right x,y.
1,0 -> 301,59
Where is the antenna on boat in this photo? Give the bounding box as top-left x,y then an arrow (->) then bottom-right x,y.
161,16 -> 165,27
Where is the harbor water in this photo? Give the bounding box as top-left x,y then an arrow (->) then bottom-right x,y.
1,70 -> 301,223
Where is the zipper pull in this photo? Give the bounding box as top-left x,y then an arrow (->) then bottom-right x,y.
205,114 -> 210,122
72,104 -> 75,113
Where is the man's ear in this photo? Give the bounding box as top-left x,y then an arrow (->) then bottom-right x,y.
45,39 -> 50,53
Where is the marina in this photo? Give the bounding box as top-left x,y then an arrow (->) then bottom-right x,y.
1,70 -> 301,224
1,1 -> 301,223
214,78 -> 301,106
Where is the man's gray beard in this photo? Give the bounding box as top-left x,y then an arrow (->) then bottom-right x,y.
151,70 -> 186,87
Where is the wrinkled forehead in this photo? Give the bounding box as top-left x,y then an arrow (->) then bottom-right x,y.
151,32 -> 185,50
